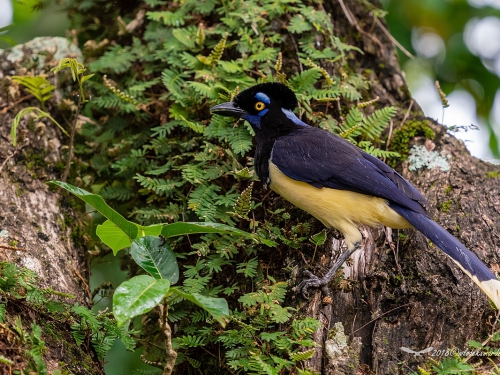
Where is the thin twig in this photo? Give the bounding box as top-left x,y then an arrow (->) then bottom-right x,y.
0,148 -> 19,173
0,244 -> 25,252
289,33 -> 303,73
338,0 -> 356,25
385,119 -> 394,155
400,100 -> 414,129
198,346 -> 238,375
0,95 -> 33,115
61,94 -> 82,182
387,100 -> 413,150
338,0 -> 384,50
388,352 -> 416,373
73,266 -> 92,302
375,18 -> 414,59
350,302 -> 412,335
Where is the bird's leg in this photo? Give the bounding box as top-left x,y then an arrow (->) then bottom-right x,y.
296,243 -> 359,299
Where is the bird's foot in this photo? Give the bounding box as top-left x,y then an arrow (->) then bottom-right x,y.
295,246 -> 358,300
296,271 -> 332,299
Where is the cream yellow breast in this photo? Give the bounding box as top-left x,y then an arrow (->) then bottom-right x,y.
268,162 -> 411,249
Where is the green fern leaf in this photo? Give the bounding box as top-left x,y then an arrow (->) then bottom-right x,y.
198,34 -> 227,67
232,183 -> 253,218
289,68 -> 322,92
288,15 -> 312,34
187,81 -> 218,100
161,69 -> 190,101
290,349 -> 315,362
146,11 -> 187,26
12,76 -> 54,109
172,27 -> 197,49
361,106 -> 397,139
89,45 -> 135,74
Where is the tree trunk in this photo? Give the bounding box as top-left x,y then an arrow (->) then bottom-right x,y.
301,1 -> 500,373
2,2 -> 498,375
0,37 -> 104,374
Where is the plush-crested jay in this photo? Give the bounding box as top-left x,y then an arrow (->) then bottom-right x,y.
211,82 -> 500,307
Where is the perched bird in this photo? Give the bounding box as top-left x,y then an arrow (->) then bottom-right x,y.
211,82 -> 500,307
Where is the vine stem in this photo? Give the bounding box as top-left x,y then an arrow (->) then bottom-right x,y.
159,303 -> 177,375
61,94 -> 82,182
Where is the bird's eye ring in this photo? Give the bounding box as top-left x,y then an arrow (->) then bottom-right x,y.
255,101 -> 265,111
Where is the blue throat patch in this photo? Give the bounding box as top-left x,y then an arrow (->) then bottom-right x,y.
244,108 -> 268,129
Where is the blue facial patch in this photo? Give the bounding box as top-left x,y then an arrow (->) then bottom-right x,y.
244,114 -> 262,129
255,92 -> 271,104
281,108 -> 309,127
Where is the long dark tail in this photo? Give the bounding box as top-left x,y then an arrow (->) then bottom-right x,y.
390,203 -> 500,308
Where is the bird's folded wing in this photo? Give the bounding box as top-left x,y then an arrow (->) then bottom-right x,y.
271,127 -> 427,215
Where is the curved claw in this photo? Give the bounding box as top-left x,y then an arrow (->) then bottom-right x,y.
296,271 -> 324,299
296,246 -> 359,300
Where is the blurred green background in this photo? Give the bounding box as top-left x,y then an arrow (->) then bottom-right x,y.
1,0 -> 500,373
0,0 -> 69,46
383,0 -> 500,162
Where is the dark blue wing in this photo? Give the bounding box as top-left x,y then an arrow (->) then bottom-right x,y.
270,126 -> 428,215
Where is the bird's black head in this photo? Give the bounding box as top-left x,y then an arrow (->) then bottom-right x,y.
211,82 -> 308,132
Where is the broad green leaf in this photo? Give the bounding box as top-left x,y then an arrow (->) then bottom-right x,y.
139,224 -> 163,237
131,236 -> 179,283
48,181 -> 138,240
171,288 -> 229,327
160,222 -> 251,239
113,275 -> 170,326
96,220 -> 132,255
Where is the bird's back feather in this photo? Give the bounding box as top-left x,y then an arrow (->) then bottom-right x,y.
271,127 -> 427,215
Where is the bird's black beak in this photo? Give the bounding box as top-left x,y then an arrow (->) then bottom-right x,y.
210,102 -> 247,117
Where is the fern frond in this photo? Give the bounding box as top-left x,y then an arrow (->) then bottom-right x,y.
357,96 -> 379,108
103,75 -> 139,105
305,58 -> 334,86
289,68 -> 322,92
146,10 -> 186,26
161,69 -> 190,101
290,349 -> 315,362
12,75 -> 54,110
231,182 -> 253,219
361,106 -> 397,140
199,33 -> 227,67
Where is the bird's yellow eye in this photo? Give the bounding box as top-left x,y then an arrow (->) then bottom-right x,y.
255,101 -> 265,111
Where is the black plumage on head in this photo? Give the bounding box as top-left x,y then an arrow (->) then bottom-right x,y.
234,82 -> 298,112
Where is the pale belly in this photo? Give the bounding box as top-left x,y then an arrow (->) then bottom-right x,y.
268,162 -> 411,249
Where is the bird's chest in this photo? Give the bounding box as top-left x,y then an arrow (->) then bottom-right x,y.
268,161 -> 351,225
268,161 -> 411,232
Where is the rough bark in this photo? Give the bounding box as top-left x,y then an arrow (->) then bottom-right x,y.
0,37 -> 103,374
299,1 -> 500,374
